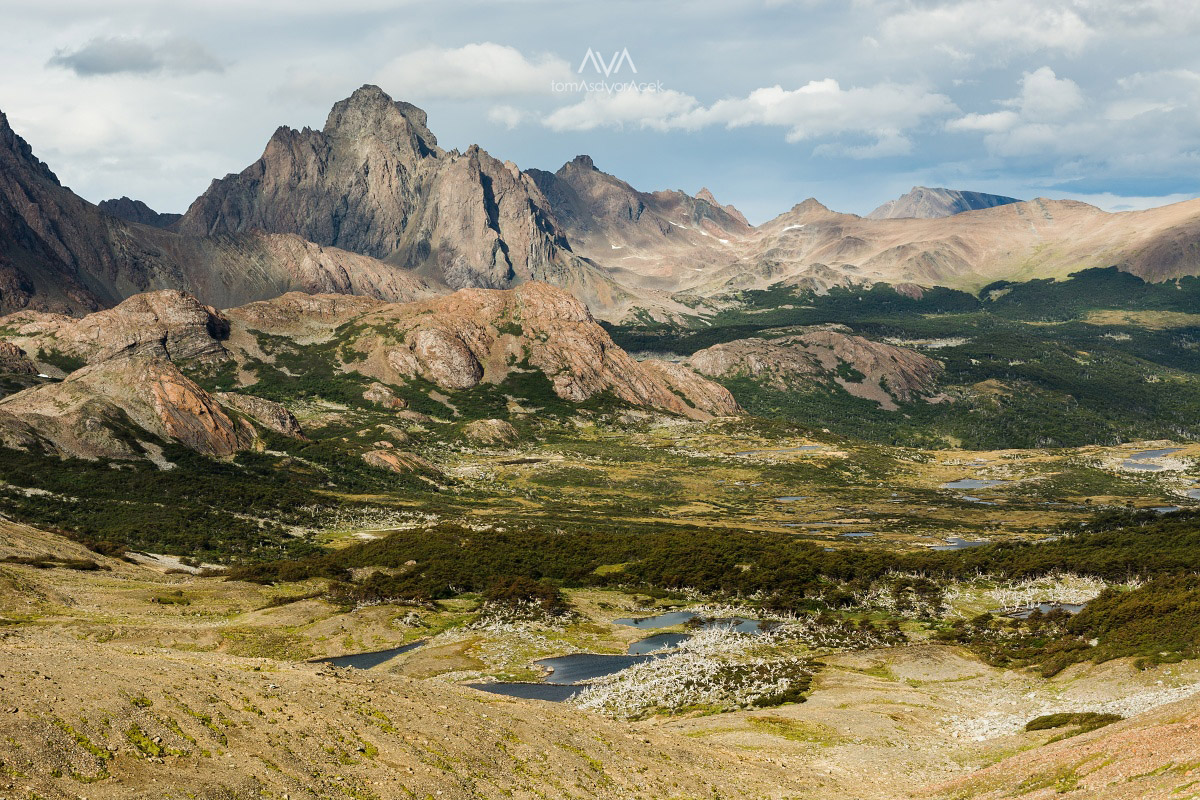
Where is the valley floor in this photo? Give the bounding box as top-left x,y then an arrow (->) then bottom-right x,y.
3,517 -> 1200,799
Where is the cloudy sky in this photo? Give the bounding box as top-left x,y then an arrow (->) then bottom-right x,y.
3,0 -> 1199,223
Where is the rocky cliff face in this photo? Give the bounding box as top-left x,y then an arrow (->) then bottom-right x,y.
176,86 -> 621,305
688,328 -> 942,410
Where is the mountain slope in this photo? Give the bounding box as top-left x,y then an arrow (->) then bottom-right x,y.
0,108 -> 434,316
527,155 -> 752,291
0,283 -> 738,461
867,187 -> 1021,220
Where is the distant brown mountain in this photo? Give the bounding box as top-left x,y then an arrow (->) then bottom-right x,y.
867,187 -> 1021,220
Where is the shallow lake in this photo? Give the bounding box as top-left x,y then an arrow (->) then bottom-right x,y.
997,603 -> 1086,619
942,478 -> 1007,489
932,538 -> 988,551
312,640 -> 424,670
627,632 -> 691,654
614,611 -> 764,634
537,653 -> 651,684
466,682 -> 583,702
1129,448 -> 1182,460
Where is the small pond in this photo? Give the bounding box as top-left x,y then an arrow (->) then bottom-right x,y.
1121,448 -> 1183,471
942,478 -> 1007,490
627,632 -> 692,654
995,603 -> 1086,619
312,640 -> 424,670
734,445 -> 823,456
1129,448 -> 1182,460
932,538 -> 988,551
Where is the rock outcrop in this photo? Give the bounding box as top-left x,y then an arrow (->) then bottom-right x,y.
361,448 -> 440,476
214,392 -> 306,439
0,341 -> 36,374
463,418 -> 518,445
337,281 -> 741,419
0,355 -> 257,459
688,329 -> 942,410
867,187 -> 1022,220
0,290 -> 231,368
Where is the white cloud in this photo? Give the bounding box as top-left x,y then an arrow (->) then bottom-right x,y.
375,43 -> 571,100
542,88 -> 700,132
878,0 -> 1095,59
487,104 -> 527,129
681,80 -> 957,144
47,35 -> 223,76
1013,66 -> 1084,120
542,79 -> 955,157
948,65 -> 1200,176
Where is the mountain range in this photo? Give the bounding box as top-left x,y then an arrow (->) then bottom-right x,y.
3,84 -> 1200,322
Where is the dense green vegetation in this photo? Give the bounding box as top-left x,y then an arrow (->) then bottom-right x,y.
229,509 -> 1200,673
608,268 -> 1200,448
0,436 -> 434,560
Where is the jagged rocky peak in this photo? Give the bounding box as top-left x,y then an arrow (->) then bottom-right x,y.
696,187 -> 750,226
0,110 -> 60,185
174,85 -> 598,296
322,84 -> 440,155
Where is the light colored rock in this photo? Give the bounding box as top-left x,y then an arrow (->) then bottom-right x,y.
688,329 -> 942,410
361,449 -> 439,475
342,281 -> 740,420
0,355 -> 257,459
362,382 -> 407,410
463,419 -> 518,445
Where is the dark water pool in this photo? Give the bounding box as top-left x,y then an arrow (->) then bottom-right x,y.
932,538 -> 988,551
942,478 -> 1007,490
312,640 -> 424,669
